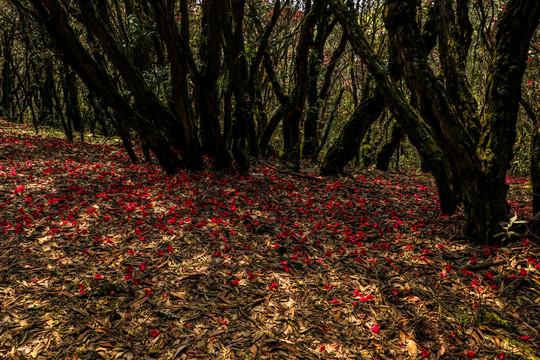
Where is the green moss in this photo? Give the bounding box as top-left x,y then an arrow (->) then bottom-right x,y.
148,348 -> 162,358
501,337 -> 540,360
478,310 -> 510,327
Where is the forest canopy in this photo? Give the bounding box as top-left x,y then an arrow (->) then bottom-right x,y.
1,0 -> 540,242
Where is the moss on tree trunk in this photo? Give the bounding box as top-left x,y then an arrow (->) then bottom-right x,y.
321,91 -> 384,175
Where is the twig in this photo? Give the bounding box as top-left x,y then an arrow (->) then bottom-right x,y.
465,260 -> 504,271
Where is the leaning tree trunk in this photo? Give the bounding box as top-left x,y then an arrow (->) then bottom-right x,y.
382,0 -> 540,240
376,120 -> 404,172
330,1 -> 460,217
28,0 -> 182,174
321,90 -> 384,175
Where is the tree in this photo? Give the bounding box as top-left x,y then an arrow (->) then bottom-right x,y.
320,90 -> 384,175
12,0 -> 202,174
331,0 -> 540,241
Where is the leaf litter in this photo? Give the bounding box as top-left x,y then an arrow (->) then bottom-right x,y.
0,120 -> 539,359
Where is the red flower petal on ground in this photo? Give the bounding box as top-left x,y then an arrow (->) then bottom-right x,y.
371,323 -> 380,334
466,350 -> 475,357
94,273 -> 102,279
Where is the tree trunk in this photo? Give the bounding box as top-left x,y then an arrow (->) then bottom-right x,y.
330,1 -> 459,217
37,60 -> 54,126
148,0 -> 203,170
281,0 -> 319,172
474,0 -> 540,238
1,30 -> 14,119
532,123 -> 540,216
383,0 -> 540,239
321,91 -> 384,175
312,87 -> 344,163
376,120 -> 404,172
197,0 -> 224,156
30,0 -> 182,174
62,64 -> 84,138
302,10 -> 338,158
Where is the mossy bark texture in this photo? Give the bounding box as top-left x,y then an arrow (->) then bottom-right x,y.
331,0 -> 540,241
321,91 -> 384,175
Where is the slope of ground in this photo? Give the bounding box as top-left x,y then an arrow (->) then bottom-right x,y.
0,120 -> 539,360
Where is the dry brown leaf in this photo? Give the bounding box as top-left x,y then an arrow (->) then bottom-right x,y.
406,339 -> 418,357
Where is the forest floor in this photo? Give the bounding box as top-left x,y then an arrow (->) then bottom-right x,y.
0,119 -> 539,360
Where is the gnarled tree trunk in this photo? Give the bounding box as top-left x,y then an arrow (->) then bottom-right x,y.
331,0 -> 539,240
321,90 -> 384,175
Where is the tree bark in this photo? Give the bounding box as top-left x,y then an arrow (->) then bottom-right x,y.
302,10 -> 338,158
320,90 -> 384,175
330,0 -> 459,217
1,30 -> 14,119
330,0 -> 540,240
146,0 -> 203,170
313,87 -> 345,163
197,0 -> 224,156
281,0 -> 319,172
29,0 -> 182,174
376,120 -> 404,172
61,64 -> 83,139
